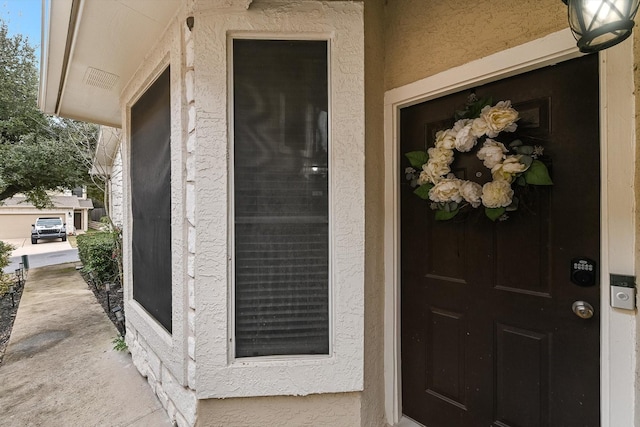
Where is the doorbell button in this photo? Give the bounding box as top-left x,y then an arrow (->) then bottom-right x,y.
616,292 -> 629,301
610,274 -> 636,310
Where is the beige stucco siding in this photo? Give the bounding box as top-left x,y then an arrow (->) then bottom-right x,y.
362,0 -> 386,426
384,0 -> 567,90
196,393 -> 361,427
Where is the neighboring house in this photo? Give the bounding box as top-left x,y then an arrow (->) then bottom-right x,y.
91,126 -> 124,226
0,192 -> 93,239
38,1 -> 639,427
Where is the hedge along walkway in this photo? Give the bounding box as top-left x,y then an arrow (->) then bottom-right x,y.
0,263 -> 172,427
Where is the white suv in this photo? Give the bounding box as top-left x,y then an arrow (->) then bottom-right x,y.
31,217 -> 67,244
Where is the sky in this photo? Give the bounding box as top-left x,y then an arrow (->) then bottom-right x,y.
0,0 -> 42,64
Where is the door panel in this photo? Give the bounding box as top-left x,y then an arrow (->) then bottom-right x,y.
495,323 -> 549,427
400,54 -> 600,427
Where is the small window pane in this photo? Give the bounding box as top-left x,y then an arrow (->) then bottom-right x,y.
233,39 -> 329,357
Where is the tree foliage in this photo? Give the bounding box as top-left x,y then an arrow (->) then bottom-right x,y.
0,20 -> 97,207
0,21 -> 44,143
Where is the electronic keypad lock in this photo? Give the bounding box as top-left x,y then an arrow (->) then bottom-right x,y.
570,257 -> 597,287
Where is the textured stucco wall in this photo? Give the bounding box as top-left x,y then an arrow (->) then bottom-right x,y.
121,11 -> 189,383
361,0 -> 387,426
109,147 -> 124,226
196,393 -> 361,427
384,0 -> 567,90
121,7 -> 195,427
192,0 -> 365,402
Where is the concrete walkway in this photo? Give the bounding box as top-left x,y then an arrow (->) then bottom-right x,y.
0,263 -> 172,427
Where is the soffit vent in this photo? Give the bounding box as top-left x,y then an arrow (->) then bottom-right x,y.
83,67 -> 119,91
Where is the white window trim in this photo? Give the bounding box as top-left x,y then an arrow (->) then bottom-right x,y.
383,29 -> 637,426
194,2 -> 364,399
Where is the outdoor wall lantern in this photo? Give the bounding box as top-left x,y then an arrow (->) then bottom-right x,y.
563,0 -> 640,52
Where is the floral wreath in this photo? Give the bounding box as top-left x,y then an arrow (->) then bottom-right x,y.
405,95 -> 553,221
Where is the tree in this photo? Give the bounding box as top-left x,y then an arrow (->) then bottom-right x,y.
0,20 -> 95,207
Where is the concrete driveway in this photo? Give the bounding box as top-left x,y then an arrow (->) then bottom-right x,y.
2,237 -> 73,257
2,238 -> 79,274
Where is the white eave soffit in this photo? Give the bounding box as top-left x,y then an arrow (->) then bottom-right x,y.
39,0 -> 181,127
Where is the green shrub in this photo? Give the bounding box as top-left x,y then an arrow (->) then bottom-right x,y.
77,232 -> 119,285
0,241 -> 15,296
0,240 -> 14,270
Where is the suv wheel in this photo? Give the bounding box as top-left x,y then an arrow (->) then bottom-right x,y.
31,238 -> 37,244
62,235 -> 67,242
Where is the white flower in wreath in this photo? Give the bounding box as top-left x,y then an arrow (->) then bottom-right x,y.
418,147 -> 455,184
502,155 -> 529,174
492,155 -> 529,183
429,178 -> 463,204
471,116 -> 489,138
459,180 -> 483,208
452,119 -> 477,152
428,146 -> 455,166
481,179 -> 514,208
480,100 -> 519,138
435,129 -> 456,150
418,163 -> 449,185
477,139 -> 508,169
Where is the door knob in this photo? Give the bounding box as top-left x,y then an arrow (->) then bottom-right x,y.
572,301 -> 595,319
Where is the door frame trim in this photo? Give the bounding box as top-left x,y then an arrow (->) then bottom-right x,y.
383,28 -> 637,426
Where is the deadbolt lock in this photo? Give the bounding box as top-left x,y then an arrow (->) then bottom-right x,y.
572,301 -> 594,319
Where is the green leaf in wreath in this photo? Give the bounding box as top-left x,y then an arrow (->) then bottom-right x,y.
444,201 -> 459,212
485,207 -> 506,221
516,145 -> 534,155
509,139 -> 523,148
435,208 -> 459,221
413,183 -> 433,200
516,176 -> 527,187
405,151 -> 429,169
524,160 -> 553,185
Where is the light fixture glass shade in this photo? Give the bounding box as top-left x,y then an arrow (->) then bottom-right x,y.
565,0 -> 640,52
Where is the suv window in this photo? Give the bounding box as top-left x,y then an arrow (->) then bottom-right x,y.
36,218 -> 63,227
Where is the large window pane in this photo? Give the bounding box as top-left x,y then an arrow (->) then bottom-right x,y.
131,67 -> 172,333
233,39 -> 329,357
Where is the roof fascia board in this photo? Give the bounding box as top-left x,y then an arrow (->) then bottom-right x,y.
38,0 -> 74,114
55,0 -> 83,115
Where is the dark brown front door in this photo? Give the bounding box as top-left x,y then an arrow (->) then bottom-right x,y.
74,212 -> 81,232
400,54 -> 600,427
